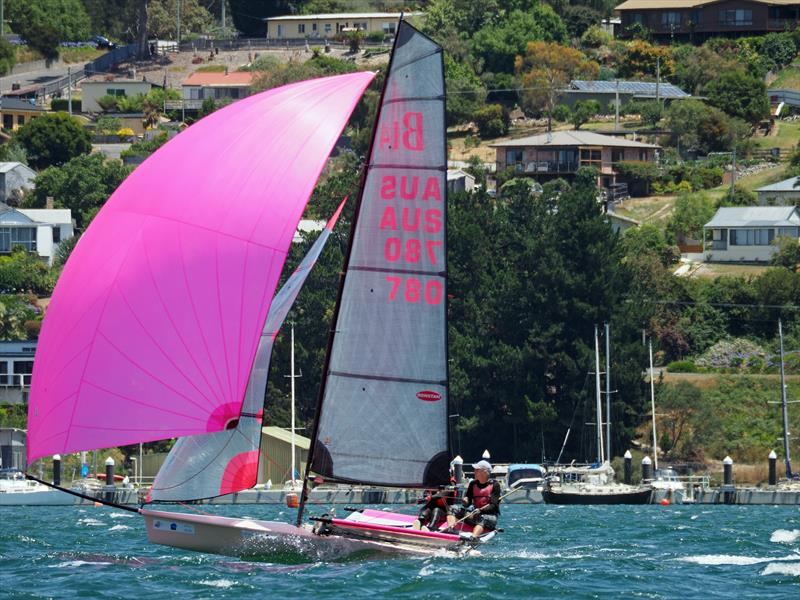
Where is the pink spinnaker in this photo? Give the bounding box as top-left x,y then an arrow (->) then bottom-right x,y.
27,71 -> 374,463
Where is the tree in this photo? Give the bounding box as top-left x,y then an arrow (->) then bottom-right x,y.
620,223 -> 679,266
671,44 -> 743,96
0,249 -> 54,295
470,7 -> 566,74
148,0 -> 213,39
445,56 -> 487,125
473,103 -> 510,137
772,236 -> 800,272
665,99 -> 732,156
718,185 -> 757,208
517,41 -> 599,129
666,191 -> 715,243
0,38 -> 16,76
562,5 -> 602,38
615,39 -> 674,79
704,71 -> 769,123
570,99 -> 600,130
28,153 -> 130,228
657,381 -> 703,459
16,113 -> 92,170
7,0 -> 91,60
230,0 -> 292,36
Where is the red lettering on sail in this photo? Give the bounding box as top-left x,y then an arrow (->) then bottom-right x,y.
403,112 -> 424,151
424,209 -> 442,233
379,206 -> 398,230
417,391 -> 442,402
422,177 -> 441,201
380,176 -> 396,199
402,208 -> 421,232
400,176 -> 419,200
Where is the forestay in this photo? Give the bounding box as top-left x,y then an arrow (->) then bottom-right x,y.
311,22 -> 449,488
149,201 -> 346,502
27,72 -> 374,463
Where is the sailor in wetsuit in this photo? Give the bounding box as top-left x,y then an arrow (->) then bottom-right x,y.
412,479 -> 458,532
455,460 -> 500,537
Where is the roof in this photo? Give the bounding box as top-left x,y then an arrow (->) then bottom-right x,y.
17,208 -> 72,225
261,426 -> 311,450
0,162 -> 34,175
82,80 -> 151,85
705,206 -> 800,228
608,211 -> 641,226
294,219 -> 326,242
490,130 -> 659,149
570,80 -> 690,99
616,0 -> 799,9
0,97 -> 45,112
447,169 -> 475,180
182,71 -> 254,87
754,176 -> 800,193
266,12 -> 422,21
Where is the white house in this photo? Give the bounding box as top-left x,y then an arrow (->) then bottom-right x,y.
265,12 -> 422,39
704,206 -> 800,263
0,204 -> 74,265
0,341 -> 37,406
80,79 -> 154,113
447,169 -> 476,194
0,163 -> 36,204
754,176 -> 800,206
181,71 -> 254,110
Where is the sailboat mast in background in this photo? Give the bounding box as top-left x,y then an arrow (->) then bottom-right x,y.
779,319 -> 793,479
594,325 -> 605,464
649,338 -> 659,471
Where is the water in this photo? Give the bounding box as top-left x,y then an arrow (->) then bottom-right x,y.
2,503 -> 800,598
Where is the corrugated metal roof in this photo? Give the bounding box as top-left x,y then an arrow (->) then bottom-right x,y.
262,426 -> 311,449
182,71 -> 254,87
705,206 -> 800,228
490,130 -> 659,149
570,80 -> 690,99
0,97 -> 45,111
616,0 -> 797,8
18,209 -> 72,225
754,176 -> 800,193
0,162 -> 32,174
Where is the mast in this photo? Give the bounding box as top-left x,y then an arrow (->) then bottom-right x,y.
296,18 -> 404,527
605,322 -> 611,462
779,319 -> 792,478
649,338 -> 658,471
290,322 -> 297,488
595,325 -> 604,464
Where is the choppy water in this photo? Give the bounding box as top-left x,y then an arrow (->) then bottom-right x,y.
2,503 -> 800,598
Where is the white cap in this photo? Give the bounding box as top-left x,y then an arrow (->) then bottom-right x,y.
105,457 -> 115,466
642,456 -> 651,464
482,449 -> 491,459
624,450 -> 632,459
472,460 -> 492,472
723,456 -> 733,465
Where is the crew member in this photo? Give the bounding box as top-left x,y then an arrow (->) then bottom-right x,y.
455,460 -> 500,537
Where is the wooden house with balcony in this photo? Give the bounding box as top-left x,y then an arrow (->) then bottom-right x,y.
615,0 -> 800,42
491,130 -> 659,190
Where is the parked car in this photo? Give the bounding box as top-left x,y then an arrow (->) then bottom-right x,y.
92,35 -> 116,49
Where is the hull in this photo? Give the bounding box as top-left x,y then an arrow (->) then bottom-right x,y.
141,508 -> 479,561
542,487 -> 652,505
0,489 -> 83,506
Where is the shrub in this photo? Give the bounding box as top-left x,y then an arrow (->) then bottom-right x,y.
695,338 -> 766,369
552,104 -> 571,122
473,104 -> 510,138
51,98 -> 81,112
666,360 -> 698,373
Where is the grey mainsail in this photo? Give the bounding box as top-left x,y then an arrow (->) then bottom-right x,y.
310,22 -> 449,488
149,201 -> 346,502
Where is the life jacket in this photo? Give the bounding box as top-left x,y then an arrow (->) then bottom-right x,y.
472,481 -> 494,509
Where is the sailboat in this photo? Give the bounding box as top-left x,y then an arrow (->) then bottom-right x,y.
542,325 -> 652,504
26,20 -> 488,558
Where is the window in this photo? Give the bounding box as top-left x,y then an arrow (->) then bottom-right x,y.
612,149 -> 624,164
52,227 -> 61,244
580,148 -> 602,167
730,228 -> 774,245
719,9 -> 752,25
312,23 -> 317,32
325,23 -> 332,34
778,227 -> 799,238
506,149 -> 524,171
358,22 -> 368,31
382,22 -> 396,34
691,9 -> 704,24
2,114 -> 12,130
0,227 -> 37,252
16,116 -> 24,126
632,13 -> 644,24
298,24 -> 305,34
106,88 -> 126,97
662,11 -> 681,25
0,362 -> 7,386
277,24 -> 283,37
13,361 -> 33,387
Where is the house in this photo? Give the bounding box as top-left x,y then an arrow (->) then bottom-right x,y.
0,163 -> 36,204
615,0 -> 800,42
0,97 -> 45,131
0,428 -> 26,469
0,203 -> 74,265
490,130 -> 660,189
0,341 -> 37,405
704,205 -> 800,262
561,80 -> 691,111
80,79 -> 154,113
754,176 -> 800,206
265,12 -> 422,39
447,169 -> 476,194
607,211 -> 641,233
181,71 -> 255,110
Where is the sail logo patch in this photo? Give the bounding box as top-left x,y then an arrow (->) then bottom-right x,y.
416,390 -> 442,402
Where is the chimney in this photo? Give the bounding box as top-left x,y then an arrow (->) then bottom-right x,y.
45,196 -> 54,209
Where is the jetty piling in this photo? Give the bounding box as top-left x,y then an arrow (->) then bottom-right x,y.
769,450 -> 777,486
624,450 -> 632,484
52,454 -> 61,486
641,455 -> 653,482
104,457 -> 115,502
723,456 -> 734,504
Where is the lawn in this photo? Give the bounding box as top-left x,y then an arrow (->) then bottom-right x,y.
612,195 -> 675,224
15,45 -> 105,64
754,120 -> 800,152
768,65 -> 800,90
690,262 -> 772,279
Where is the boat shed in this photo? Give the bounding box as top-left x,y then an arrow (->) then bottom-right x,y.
560,80 -> 691,111
259,426 -> 310,486
704,206 -> 800,263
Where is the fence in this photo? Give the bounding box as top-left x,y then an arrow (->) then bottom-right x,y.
175,36 -> 392,53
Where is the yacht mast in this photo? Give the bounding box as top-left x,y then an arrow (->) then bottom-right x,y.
779,319 -> 792,478
595,325 -> 605,464
290,322 -> 297,488
605,322 -> 611,462
649,339 -> 658,471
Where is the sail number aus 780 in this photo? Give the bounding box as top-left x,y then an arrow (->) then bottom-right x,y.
386,276 -> 442,304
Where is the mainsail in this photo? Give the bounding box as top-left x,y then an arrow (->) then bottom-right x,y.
310,22 -> 449,488
149,200 -> 346,502
27,72 -> 374,463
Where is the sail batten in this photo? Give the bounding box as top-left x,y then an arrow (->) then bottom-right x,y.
311,22 -> 449,489
27,72 -> 374,464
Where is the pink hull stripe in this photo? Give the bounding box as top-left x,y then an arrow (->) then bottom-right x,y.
330,518 -> 460,542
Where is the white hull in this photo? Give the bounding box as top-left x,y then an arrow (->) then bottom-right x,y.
141,508 -> 459,561
0,488 -> 84,506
